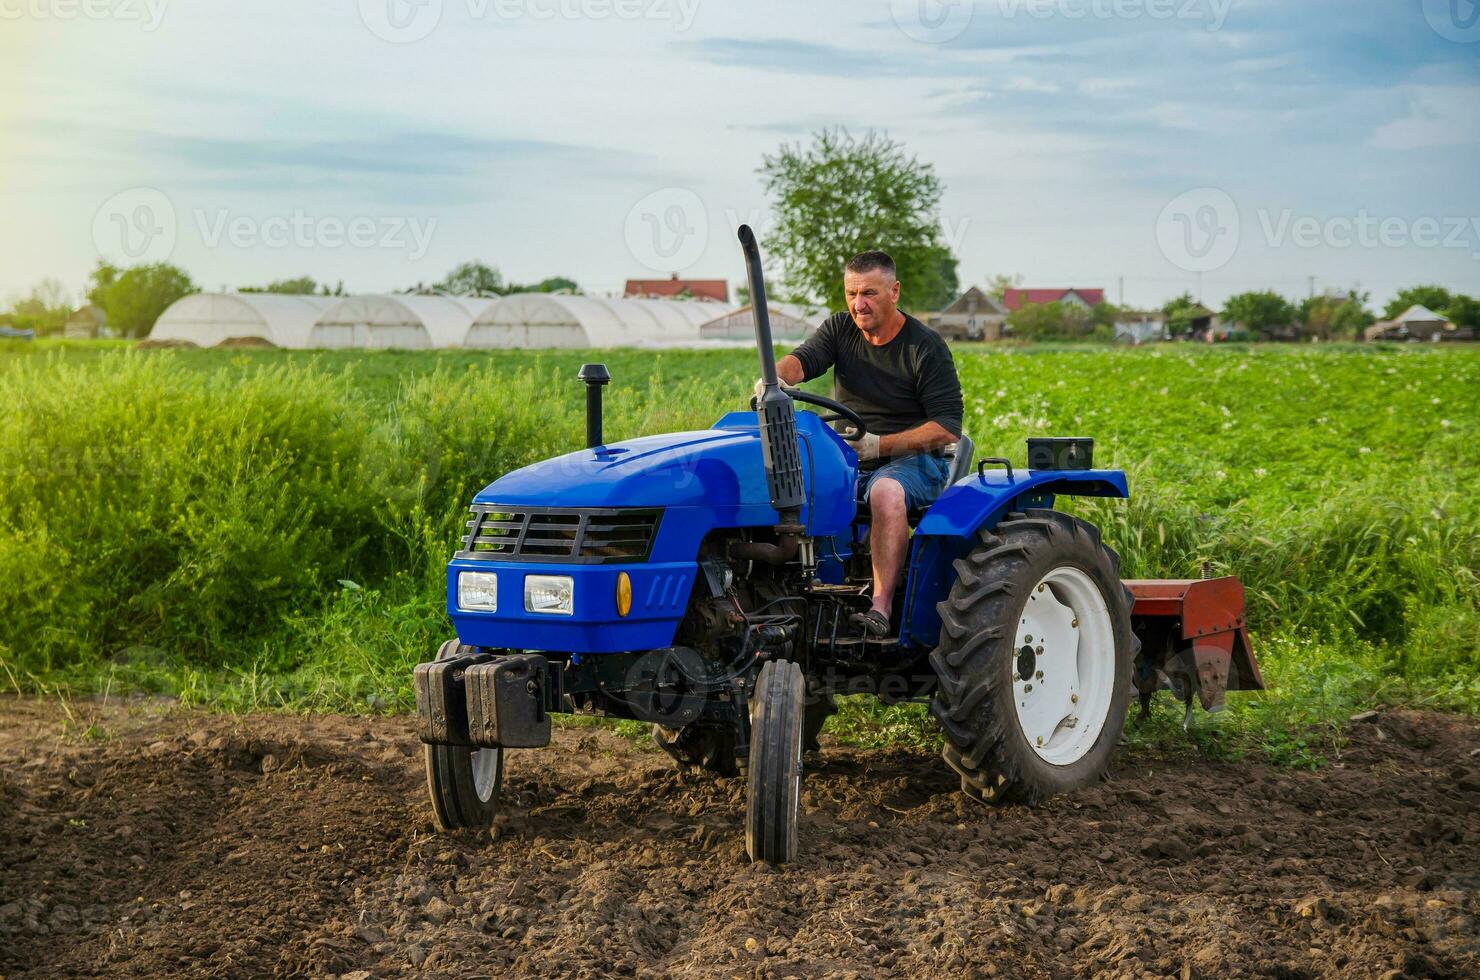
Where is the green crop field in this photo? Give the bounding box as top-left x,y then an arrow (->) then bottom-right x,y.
2,339 -> 1477,763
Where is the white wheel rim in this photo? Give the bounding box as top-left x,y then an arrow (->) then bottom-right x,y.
471,747 -> 498,802
1012,565 -> 1116,766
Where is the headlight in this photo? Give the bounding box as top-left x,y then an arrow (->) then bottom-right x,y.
457,571 -> 498,612
525,575 -> 574,616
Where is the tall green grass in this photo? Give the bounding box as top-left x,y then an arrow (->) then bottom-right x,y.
2,341 -> 1477,753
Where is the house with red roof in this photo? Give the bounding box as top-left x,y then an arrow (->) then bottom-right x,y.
624,273 -> 729,303
1001,287 -> 1105,311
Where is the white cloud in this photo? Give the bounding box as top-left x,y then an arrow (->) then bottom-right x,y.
1369,84 -> 1480,150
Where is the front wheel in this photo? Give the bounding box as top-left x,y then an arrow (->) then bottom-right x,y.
745,659 -> 805,864
424,639 -> 504,830
930,510 -> 1133,804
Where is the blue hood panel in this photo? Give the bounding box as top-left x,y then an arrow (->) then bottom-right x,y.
471,411 -> 856,539
475,428 -> 759,510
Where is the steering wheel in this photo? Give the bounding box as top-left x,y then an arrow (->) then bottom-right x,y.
753,387 -> 868,441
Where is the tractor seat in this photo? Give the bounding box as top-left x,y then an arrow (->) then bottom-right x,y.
856,433 -> 975,525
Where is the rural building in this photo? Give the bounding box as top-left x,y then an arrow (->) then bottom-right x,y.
306,295 -> 495,349
149,293 -> 336,348
1363,304 -> 1459,342
624,274 -> 729,303
464,293 -> 721,348
63,304 -> 111,339
1001,287 -> 1105,311
927,286 -> 1008,341
700,303 -> 820,342
1113,311 -> 1167,344
1171,303 -> 1218,341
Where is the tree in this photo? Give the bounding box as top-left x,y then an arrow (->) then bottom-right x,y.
506,275 -> 579,294
1006,300 -> 1117,341
1444,294 -> 1479,333
985,273 -> 1022,303
88,261 -> 196,338
1222,290 -> 1297,339
7,278 -> 73,335
1297,291 -> 1373,341
1384,285 -> 1452,321
759,129 -> 960,313
436,261 -> 504,296
241,275 -> 319,294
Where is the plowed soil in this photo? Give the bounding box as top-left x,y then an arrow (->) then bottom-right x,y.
2,697 -> 1478,979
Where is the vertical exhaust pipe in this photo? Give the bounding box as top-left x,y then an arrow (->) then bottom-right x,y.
577,362 -> 610,448
732,225 -> 805,563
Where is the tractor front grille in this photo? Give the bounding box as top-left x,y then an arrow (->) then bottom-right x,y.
456,506 -> 663,564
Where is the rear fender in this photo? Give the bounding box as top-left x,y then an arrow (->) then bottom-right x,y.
899,469 -> 1129,649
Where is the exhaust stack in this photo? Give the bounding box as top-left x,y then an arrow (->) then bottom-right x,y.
737,225 -> 806,520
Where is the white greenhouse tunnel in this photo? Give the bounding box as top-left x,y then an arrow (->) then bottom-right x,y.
306,294 -> 496,349
148,293 -> 336,348
148,291 -> 740,349
464,293 -> 724,349
699,302 -> 822,341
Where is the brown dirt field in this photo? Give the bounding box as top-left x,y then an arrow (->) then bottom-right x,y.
2,696 -> 1478,979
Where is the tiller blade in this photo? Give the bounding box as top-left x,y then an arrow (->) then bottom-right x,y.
1125,576 -> 1264,727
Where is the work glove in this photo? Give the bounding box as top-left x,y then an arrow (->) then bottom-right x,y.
853,431 -> 881,463
752,378 -> 796,404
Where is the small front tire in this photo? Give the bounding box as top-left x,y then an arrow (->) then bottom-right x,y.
424,639 -> 503,830
745,659 -> 805,864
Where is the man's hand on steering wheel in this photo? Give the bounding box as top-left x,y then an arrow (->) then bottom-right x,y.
752,377 -> 797,405
750,379 -> 873,457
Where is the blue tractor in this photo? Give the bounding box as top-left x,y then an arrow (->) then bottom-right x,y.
414,226 -> 1262,863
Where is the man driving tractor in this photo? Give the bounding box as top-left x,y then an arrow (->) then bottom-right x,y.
757,250 -> 964,636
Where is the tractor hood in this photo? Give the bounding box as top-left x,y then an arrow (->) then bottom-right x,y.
470,411 -> 856,534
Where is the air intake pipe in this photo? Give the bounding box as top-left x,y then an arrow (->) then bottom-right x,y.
731,225 -> 805,564
577,362 -> 610,448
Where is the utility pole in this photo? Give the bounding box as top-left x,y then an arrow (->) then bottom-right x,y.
1307,275 -> 1316,299
1118,275 -> 1124,307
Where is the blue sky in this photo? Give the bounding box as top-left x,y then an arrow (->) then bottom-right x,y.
3,0 -> 1478,311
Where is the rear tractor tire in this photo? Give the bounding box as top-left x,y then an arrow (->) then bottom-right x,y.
745,659 -> 806,864
930,510 -> 1133,805
424,639 -> 504,830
